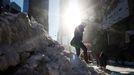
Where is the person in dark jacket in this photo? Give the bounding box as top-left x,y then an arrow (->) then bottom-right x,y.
70,23 -> 89,63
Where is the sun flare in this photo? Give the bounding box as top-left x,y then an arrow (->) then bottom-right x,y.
63,0 -> 81,38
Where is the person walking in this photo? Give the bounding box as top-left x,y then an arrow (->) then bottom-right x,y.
70,23 -> 90,63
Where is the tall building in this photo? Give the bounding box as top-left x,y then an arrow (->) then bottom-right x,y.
0,0 -> 10,7
58,0 -> 70,44
29,0 -> 49,32
23,0 -> 29,13
3,0 -> 10,6
102,0 -> 129,29
100,0 -> 134,45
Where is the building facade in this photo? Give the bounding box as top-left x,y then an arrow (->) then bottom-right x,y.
101,0 -> 134,45
102,0 -> 129,29
29,0 -> 49,32
23,0 -> 29,13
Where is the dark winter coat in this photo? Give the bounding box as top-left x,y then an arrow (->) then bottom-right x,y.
70,25 -> 85,48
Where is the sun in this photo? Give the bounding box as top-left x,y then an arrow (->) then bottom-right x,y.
63,0 -> 82,38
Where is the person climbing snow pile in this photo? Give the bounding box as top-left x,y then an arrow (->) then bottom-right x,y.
70,23 -> 91,63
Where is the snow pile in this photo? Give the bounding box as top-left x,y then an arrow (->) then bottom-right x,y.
0,13 -> 91,75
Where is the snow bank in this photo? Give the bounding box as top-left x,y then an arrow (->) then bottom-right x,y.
0,13 -> 91,75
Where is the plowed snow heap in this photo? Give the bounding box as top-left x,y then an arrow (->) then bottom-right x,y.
0,13 -> 91,75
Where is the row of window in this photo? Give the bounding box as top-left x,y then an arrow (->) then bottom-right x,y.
102,0 -> 129,28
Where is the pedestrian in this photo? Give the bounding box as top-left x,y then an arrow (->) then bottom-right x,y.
70,23 -> 90,63
99,51 -> 107,69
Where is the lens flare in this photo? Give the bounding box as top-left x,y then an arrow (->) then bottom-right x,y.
63,0 -> 81,38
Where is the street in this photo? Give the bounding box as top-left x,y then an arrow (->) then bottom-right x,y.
87,63 -> 134,75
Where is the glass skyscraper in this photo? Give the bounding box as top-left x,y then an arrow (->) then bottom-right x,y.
23,0 -> 29,13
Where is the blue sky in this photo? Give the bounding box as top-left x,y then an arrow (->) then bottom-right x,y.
10,0 -> 24,11
49,0 -> 59,40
